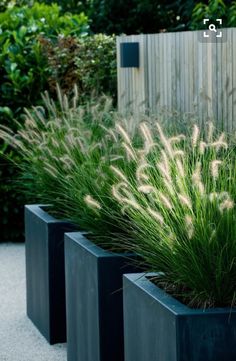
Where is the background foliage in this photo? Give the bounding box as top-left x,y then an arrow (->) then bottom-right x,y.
87,0 -> 235,34
87,0 -> 195,34
191,0 -> 236,29
0,2 -> 88,123
40,33 -> 116,99
1,0 -> 235,35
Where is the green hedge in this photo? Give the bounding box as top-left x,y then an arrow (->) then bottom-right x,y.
0,2 -> 88,123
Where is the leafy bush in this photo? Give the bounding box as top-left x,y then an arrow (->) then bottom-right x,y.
40,0 -> 90,14
0,2 -> 88,122
0,0 -> 90,14
112,121 -> 236,307
0,0 -> 29,12
190,0 -> 236,29
39,34 -> 117,100
0,1 -> 195,34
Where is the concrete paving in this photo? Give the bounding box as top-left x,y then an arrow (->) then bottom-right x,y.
0,243 -> 67,361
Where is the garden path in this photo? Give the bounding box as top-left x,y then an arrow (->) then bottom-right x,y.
0,243 -> 66,361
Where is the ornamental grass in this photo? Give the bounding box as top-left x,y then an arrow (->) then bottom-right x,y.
0,87 -> 141,248
2,86 -> 236,305
111,121 -> 236,308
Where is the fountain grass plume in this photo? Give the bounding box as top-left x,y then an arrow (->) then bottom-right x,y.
111,121 -> 236,308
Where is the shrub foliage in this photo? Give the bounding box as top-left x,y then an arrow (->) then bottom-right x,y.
0,2 -> 88,122
191,0 -> 236,29
40,34 -> 117,100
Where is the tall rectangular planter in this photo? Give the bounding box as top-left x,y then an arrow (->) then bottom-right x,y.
123,273 -> 236,361
25,204 -> 75,344
64,232 -> 140,361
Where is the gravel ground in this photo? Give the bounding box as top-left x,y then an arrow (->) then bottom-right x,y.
0,243 -> 67,361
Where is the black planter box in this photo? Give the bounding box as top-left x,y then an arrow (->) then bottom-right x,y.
64,232 -> 140,361
25,204 -> 75,344
123,273 -> 236,361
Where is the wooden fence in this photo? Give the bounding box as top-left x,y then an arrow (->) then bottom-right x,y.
117,28 -> 236,132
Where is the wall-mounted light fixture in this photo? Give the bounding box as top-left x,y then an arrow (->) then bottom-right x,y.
120,42 -> 139,68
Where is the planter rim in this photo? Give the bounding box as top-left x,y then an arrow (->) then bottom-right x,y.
65,231 -> 135,259
25,204 -> 73,225
124,273 -> 236,316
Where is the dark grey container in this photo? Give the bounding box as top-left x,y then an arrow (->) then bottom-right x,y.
64,232 -> 140,361
25,204 -> 75,344
120,42 -> 139,68
123,273 -> 236,361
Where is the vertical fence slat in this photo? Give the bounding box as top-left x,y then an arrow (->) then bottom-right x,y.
222,33 -> 228,131
226,28 -> 233,133
211,39 -> 217,124
232,29 -> 236,131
